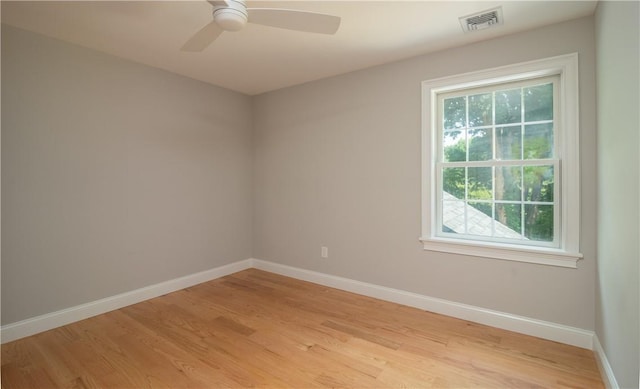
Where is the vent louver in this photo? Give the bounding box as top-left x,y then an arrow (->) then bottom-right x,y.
460,7 -> 503,33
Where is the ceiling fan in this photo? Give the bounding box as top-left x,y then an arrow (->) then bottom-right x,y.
182,0 -> 341,52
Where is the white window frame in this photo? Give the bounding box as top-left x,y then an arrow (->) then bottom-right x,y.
436,76 -> 561,248
420,53 -> 582,268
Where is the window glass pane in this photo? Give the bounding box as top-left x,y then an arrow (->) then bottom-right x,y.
495,166 -> 522,201
524,204 -> 554,241
435,75 -> 562,248
444,96 -> 466,129
467,202 -> 493,237
495,88 -> 521,125
495,203 -> 522,236
468,93 -> 492,127
467,167 -> 492,200
524,165 -> 554,202
468,128 -> 492,161
495,125 -> 522,160
442,167 -> 465,199
443,130 -> 466,162
524,123 -> 553,159
524,83 -> 553,122
442,199 -> 465,233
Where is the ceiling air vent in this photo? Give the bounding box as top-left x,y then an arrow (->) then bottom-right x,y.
459,7 -> 503,33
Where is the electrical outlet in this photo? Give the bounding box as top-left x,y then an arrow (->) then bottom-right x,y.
321,246 -> 328,258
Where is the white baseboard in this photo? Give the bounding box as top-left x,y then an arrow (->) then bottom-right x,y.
593,335 -> 620,389
252,258 -> 595,349
2,257 -> 595,352
0,259 -> 253,344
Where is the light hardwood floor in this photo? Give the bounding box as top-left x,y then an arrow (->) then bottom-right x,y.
2,269 -> 604,388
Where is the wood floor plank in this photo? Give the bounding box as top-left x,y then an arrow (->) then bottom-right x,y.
2,268 -> 604,388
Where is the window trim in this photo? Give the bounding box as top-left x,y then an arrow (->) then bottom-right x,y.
420,53 -> 582,268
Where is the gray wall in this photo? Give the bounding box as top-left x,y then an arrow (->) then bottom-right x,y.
595,2 -> 640,388
253,16 -> 597,330
1,25 -> 254,325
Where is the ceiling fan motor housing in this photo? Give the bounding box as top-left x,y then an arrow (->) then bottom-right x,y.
213,0 -> 248,31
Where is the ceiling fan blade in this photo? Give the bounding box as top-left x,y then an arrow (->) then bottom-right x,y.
181,20 -> 224,52
247,8 -> 340,35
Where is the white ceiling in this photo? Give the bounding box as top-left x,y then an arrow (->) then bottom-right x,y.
1,1 -> 597,95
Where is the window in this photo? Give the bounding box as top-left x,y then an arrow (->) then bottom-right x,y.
421,54 -> 582,267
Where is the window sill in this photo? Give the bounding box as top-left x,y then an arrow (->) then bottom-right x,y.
419,237 -> 582,268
